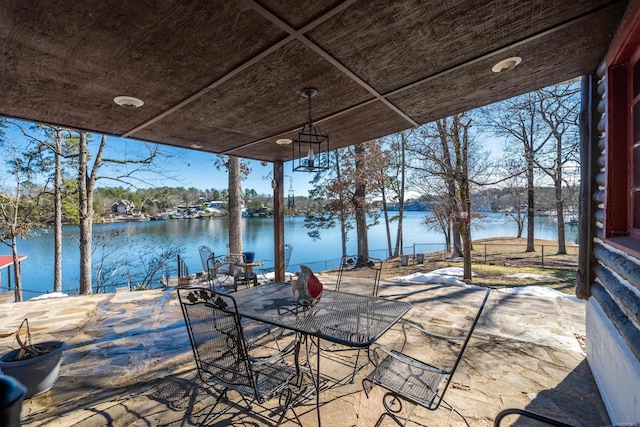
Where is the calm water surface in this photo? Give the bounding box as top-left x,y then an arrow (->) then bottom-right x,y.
3,212 -> 577,300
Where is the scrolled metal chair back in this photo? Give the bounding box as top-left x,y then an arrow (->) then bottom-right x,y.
178,288 -> 254,391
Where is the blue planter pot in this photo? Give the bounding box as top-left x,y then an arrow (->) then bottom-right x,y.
0,341 -> 65,398
243,251 -> 255,263
0,375 -> 26,427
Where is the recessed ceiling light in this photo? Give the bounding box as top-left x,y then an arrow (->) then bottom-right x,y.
276,138 -> 292,145
113,96 -> 144,108
190,144 -> 202,149
491,56 -> 522,73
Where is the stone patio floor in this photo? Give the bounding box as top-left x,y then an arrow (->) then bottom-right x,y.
0,276 -> 609,426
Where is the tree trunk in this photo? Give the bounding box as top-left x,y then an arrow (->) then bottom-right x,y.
454,115 -> 472,281
78,132 -> 93,294
461,218 -> 472,281
451,200 -> 463,257
381,185 -> 393,257
555,136 -> 567,254
340,213 -> 348,259
228,156 -> 243,255
336,154 -> 349,259
53,130 -> 63,293
77,133 -> 104,295
394,131 -> 406,257
11,236 -> 23,302
354,144 -> 369,263
435,118 -> 463,258
526,144 -> 536,252
517,215 -> 524,238
556,187 -> 567,254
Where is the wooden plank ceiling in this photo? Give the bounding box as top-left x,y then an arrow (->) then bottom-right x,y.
0,0 -> 629,162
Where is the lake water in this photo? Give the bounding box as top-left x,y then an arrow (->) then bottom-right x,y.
2,211 -> 578,300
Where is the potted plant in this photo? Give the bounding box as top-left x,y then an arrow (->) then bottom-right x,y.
0,319 -> 65,398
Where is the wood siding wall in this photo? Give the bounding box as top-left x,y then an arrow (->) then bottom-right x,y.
588,62 -> 640,361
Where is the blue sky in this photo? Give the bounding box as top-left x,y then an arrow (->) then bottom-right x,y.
99,135 -> 315,197
148,143 -> 313,196
1,120 -> 314,197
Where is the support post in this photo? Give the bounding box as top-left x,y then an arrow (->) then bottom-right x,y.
273,161 -> 285,282
577,73 -> 600,299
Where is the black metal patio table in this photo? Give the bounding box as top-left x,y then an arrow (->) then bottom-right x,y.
229,281 -> 412,426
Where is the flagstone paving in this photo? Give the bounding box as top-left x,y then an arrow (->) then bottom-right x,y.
0,277 -> 609,426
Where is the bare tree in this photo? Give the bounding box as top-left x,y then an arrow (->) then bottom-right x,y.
10,123 -> 78,293
501,159 -> 528,238
77,132 -> 100,294
484,82 -> 580,253
409,113 -> 495,281
306,149 -> 351,258
379,131 -> 410,258
76,132 -> 164,294
483,93 -> 552,252
533,83 -> 581,254
0,136 -> 50,301
409,118 -> 464,258
306,141 -> 386,264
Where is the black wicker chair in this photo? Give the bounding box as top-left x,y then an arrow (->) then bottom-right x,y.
363,288 -> 490,426
178,287 -> 301,426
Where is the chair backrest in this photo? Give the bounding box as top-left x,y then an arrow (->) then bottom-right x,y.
363,287 -> 490,416
283,244 -> 293,269
335,255 -> 382,296
434,287 -> 490,406
198,245 -> 213,272
402,287 -> 491,409
178,288 -> 255,393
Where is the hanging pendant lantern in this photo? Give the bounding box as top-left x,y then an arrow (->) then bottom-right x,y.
293,88 -> 329,172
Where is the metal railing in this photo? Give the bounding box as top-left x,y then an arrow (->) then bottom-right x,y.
408,242 -> 578,270
3,241 -> 578,302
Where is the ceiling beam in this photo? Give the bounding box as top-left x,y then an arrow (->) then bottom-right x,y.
224,0 -> 625,156
247,0 -> 419,128
125,0 -> 417,142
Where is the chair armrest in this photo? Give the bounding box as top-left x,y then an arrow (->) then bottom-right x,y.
249,333 -> 300,366
494,409 -> 575,427
371,346 -> 447,373
402,320 -> 466,340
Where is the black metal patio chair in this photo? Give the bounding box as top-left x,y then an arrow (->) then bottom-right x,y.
230,253 -> 258,290
198,245 -> 214,279
177,287 -> 302,426
335,255 -> 382,297
260,243 -> 293,282
311,255 -> 383,384
363,287 -> 491,426
208,254 -> 257,291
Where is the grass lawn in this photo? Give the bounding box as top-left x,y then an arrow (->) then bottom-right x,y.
380,238 -> 578,295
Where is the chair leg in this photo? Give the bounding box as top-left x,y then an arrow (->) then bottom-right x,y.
275,387 -> 302,426
374,411 -> 404,427
198,389 -> 232,426
348,348 -> 363,383
376,391 -> 407,427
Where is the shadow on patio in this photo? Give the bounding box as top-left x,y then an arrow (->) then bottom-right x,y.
0,277 -> 608,426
